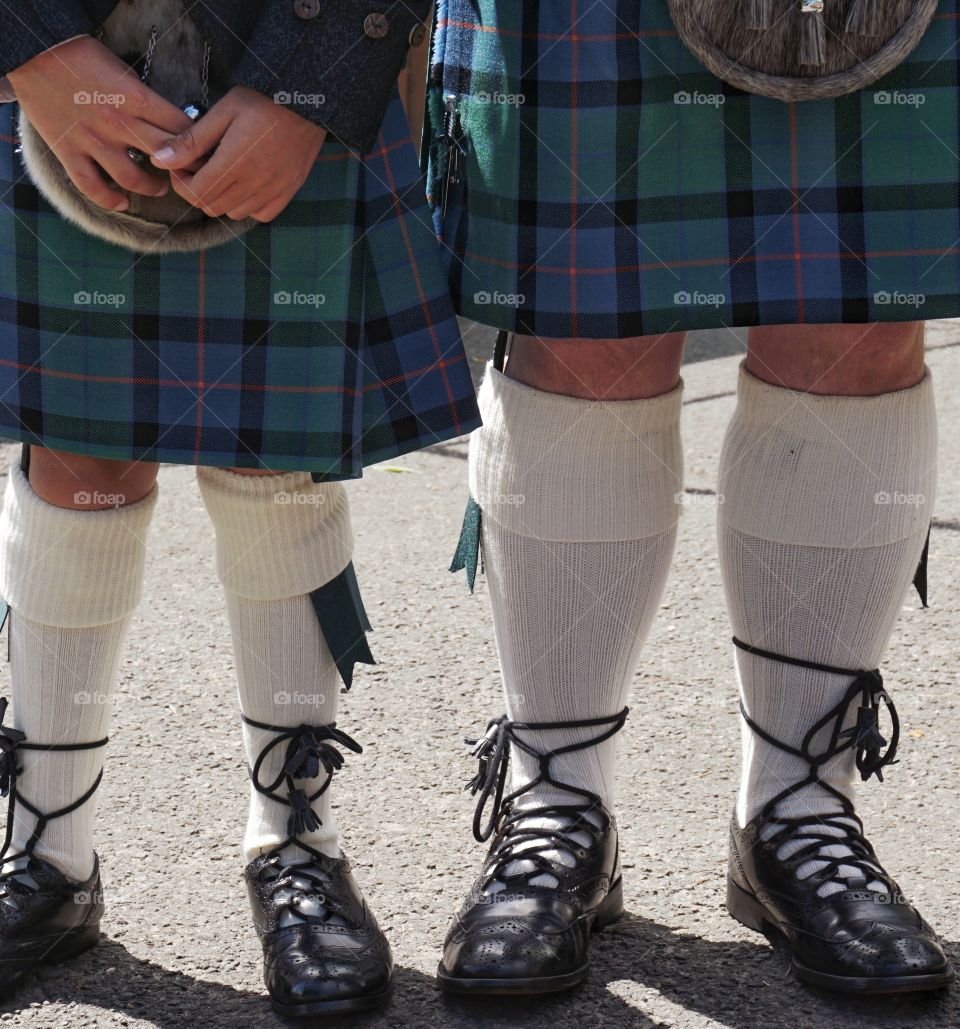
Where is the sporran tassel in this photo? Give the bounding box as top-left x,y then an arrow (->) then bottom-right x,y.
845,0 -> 883,37
747,0 -> 775,30
800,0 -> 827,66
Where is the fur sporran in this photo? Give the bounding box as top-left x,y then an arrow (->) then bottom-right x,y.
666,0 -> 939,101
17,0 -> 256,253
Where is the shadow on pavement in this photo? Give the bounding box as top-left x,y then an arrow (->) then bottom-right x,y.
590,911 -> 958,1029
1,913 -> 955,1028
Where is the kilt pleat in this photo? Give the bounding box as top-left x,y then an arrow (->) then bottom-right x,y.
0,90 -> 479,477
427,0 -> 960,337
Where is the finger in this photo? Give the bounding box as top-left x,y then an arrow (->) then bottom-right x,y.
171,126 -> 255,200
190,165 -> 266,214
169,169 -> 238,214
249,195 -> 291,223
92,49 -> 195,136
175,169 -> 235,210
124,118 -> 194,159
203,181 -> 261,218
174,137 -> 257,209
141,98 -> 194,137
168,169 -> 200,206
160,156 -> 209,177
97,150 -> 170,198
223,188 -> 278,221
60,154 -> 129,211
151,104 -> 234,170
127,81 -> 196,137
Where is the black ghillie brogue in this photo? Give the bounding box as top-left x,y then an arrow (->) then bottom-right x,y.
727,639 -> 953,994
242,717 -> 392,1016
0,697 -> 107,999
438,709 -> 628,995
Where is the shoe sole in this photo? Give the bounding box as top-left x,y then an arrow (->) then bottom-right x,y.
436,877 -> 625,996
0,925 -> 101,1000
726,875 -> 954,995
270,987 -> 392,1017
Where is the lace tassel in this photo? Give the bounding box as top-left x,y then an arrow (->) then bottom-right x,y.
747,0 -> 774,30
800,1 -> 827,67
845,0 -> 882,37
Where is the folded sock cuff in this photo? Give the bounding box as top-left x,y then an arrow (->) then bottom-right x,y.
196,466 -> 353,600
469,363 -> 684,542
718,363 -> 937,547
0,461 -> 157,627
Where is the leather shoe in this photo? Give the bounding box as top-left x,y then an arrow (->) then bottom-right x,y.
0,696 -> 107,999
0,854 -> 103,999
246,847 -> 392,1015
727,637 -> 953,993
728,811 -> 952,993
438,710 -> 628,994
240,718 -> 392,1016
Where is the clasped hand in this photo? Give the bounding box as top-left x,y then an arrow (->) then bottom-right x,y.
8,36 -> 326,223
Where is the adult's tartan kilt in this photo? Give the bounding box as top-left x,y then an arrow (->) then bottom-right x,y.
427,0 -> 960,338
0,91 -> 480,478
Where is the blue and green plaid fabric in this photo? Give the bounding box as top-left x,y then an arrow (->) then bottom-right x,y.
0,91 -> 480,478
427,0 -> 960,337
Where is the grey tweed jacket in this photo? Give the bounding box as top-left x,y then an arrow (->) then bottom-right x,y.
0,0 -> 431,152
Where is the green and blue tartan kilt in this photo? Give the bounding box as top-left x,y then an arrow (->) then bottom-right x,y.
427,0 -> 960,338
0,91 -> 480,479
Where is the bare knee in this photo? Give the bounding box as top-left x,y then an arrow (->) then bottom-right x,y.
26,447 -> 159,509
504,332 -> 686,400
746,322 -> 925,395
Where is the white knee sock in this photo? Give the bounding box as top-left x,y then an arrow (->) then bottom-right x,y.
469,365 -> 682,880
0,462 -> 157,881
197,466 -> 354,862
718,363 -> 936,895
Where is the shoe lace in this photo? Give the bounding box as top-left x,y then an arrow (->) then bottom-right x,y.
256,848 -> 350,927
242,717 -> 362,924
463,708 -> 628,888
734,637 -> 900,890
0,694 -> 107,878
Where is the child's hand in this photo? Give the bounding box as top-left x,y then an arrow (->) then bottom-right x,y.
8,36 -> 194,211
150,86 -> 327,222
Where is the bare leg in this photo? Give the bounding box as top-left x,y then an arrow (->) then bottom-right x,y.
504,331 -> 686,399
746,321 -> 924,395
26,447 -> 158,508
24,446 -> 285,513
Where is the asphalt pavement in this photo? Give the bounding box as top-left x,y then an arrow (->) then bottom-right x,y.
1,321 -> 959,1029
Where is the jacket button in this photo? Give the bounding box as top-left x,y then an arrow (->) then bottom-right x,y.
363,13 -> 390,39
408,24 -> 427,47
294,0 -> 321,19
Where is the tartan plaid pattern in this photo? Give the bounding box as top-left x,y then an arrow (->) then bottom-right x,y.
0,91 -> 480,478
427,0 -> 960,337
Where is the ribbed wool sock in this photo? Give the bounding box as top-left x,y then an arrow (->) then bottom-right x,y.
0,461 -> 157,881
196,466 -> 354,862
718,363 -> 937,896
469,364 -> 683,883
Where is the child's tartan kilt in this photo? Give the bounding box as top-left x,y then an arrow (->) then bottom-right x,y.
427,0 -> 960,338
0,92 -> 480,478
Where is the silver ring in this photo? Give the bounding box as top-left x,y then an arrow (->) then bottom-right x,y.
127,148 -> 146,164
